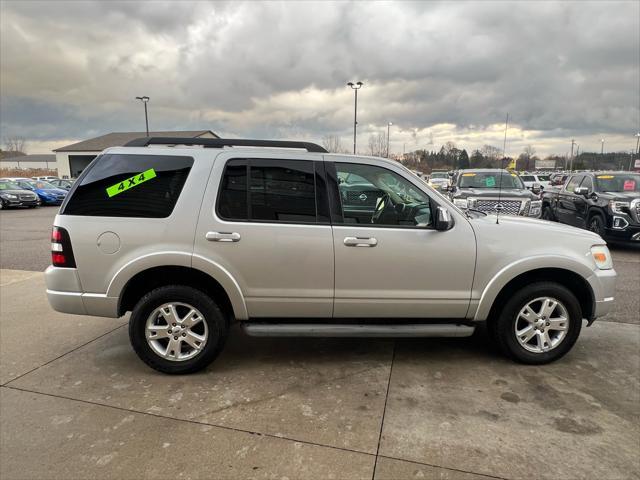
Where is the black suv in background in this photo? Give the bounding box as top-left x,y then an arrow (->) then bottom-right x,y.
541,171 -> 640,243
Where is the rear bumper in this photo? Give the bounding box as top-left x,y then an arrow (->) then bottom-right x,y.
45,266 -> 119,318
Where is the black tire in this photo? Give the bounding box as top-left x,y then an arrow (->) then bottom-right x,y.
587,213 -> 605,237
128,285 -> 229,374
490,282 -> 582,364
541,205 -> 555,221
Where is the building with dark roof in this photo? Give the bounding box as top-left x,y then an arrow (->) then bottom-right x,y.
55,130 -> 218,178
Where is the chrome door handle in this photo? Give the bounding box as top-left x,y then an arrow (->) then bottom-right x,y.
206,231 -> 241,242
344,236 -> 377,247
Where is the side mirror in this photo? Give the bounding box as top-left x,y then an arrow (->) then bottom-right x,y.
574,186 -> 589,197
531,183 -> 541,195
435,206 -> 454,231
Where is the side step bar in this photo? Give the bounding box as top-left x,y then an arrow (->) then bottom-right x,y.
241,323 -> 475,338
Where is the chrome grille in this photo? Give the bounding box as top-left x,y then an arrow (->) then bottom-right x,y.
345,190 -> 380,206
473,199 -> 523,215
19,194 -> 37,201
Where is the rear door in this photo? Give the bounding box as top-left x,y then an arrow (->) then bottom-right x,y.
194,152 -> 334,318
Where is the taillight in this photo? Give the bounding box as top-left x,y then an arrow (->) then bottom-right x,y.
51,226 -> 76,268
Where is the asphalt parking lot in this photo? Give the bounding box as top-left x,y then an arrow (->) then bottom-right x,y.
0,207 -> 638,479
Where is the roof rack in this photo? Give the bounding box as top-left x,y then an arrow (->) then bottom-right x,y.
124,137 -> 328,153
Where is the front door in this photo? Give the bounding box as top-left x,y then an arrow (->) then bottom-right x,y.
328,158 -> 476,318
556,175 -> 583,226
194,153 -> 334,318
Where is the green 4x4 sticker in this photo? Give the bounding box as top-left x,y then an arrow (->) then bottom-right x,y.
106,168 -> 157,197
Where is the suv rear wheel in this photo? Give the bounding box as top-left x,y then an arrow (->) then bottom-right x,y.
129,285 -> 228,374
490,282 -> 582,364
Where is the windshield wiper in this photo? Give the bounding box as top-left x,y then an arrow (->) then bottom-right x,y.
466,208 -> 487,217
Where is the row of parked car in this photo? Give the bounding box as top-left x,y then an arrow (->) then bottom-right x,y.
0,176 -> 74,209
422,168 -> 639,244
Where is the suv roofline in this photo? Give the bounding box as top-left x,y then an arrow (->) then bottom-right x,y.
124,137 -> 328,153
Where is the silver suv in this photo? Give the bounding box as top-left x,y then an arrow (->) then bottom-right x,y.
46,138 -> 617,374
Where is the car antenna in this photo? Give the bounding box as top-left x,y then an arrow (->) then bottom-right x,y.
496,112 -> 509,224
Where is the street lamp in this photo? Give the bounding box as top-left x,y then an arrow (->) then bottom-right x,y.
347,82 -> 363,154
386,122 -> 393,158
135,96 -> 150,136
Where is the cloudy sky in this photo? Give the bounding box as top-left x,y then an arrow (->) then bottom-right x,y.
1,0 -> 638,157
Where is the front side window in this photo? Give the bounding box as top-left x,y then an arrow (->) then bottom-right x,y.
63,154 -> 193,218
565,176 -> 582,192
217,159 -> 317,223
335,162 -> 432,228
580,176 -> 594,192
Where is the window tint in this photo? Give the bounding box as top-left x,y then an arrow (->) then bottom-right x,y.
565,175 -> 582,192
580,176 -> 593,192
63,154 -> 193,218
217,159 -> 317,223
217,159 -> 248,220
335,162 -> 432,228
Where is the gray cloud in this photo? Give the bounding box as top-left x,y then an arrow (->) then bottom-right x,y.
0,0 -> 638,155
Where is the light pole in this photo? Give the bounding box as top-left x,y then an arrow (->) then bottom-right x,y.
135,96 -> 150,136
386,122 -> 393,158
600,138 -> 605,172
569,139 -> 576,171
347,82 -> 363,154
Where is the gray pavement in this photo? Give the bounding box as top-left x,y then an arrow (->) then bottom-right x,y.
1,269 -> 639,479
1,208 -> 639,479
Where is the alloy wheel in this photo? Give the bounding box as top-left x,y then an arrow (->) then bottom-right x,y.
514,297 -> 569,353
145,302 -> 208,361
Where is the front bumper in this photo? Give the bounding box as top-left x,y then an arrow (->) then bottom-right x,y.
19,199 -> 40,207
587,268 -> 617,320
1,198 -> 21,208
45,266 -> 118,318
604,224 -> 640,243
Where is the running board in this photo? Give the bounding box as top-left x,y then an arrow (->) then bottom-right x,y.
241,323 -> 475,338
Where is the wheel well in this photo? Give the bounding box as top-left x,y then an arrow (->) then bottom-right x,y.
587,208 -> 605,220
487,268 -> 595,321
118,266 -> 234,320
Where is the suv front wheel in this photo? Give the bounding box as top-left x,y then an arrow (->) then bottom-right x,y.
490,282 -> 582,364
129,285 -> 229,374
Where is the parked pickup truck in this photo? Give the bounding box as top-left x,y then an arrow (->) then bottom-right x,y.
449,169 -> 542,218
541,171 -> 640,243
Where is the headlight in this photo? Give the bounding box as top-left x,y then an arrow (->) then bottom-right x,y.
0,193 -> 17,200
453,198 -> 468,208
529,200 -> 542,216
591,245 -> 613,270
609,200 -> 630,214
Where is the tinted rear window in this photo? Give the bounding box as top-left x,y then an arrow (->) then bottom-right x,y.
63,154 -> 193,217
217,158 -> 317,223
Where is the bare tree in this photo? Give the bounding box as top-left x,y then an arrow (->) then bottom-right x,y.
367,133 -> 388,157
321,135 -> 348,154
4,136 -> 27,155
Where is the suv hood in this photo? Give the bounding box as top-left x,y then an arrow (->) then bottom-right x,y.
454,188 -> 537,199
469,213 -> 603,244
0,188 -> 36,195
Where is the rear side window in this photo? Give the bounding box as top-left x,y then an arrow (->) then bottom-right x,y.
63,154 -> 193,217
217,159 -> 317,223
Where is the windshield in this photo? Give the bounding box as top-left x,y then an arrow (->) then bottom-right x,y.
458,172 -> 524,189
537,175 -> 550,181
595,173 -> 640,192
431,172 -> 448,179
520,175 -> 535,182
0,182 -> 22,190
